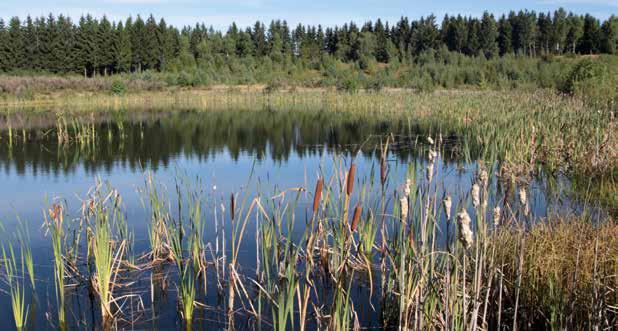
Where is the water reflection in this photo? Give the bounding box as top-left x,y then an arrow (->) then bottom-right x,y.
0,109 -> 599,329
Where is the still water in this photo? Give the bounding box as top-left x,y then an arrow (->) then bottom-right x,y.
0,109 -> 593,329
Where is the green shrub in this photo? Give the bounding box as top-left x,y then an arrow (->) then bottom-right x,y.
560,58 -> 607,94
560,58 -> 617,107
337,77 -> 360,93
110,79 -> 126,95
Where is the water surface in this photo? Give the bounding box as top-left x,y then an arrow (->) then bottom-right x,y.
0,109 -> 593,329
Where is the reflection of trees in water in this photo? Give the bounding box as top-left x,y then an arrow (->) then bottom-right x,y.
0,110 -> 463,176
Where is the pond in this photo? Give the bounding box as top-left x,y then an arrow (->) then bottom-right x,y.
0,109 -> 599,329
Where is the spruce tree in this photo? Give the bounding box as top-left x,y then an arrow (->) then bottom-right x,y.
24,16 -> 40,70
6,17 -> 26,70
0,19 -> 8,72
97,16 -> 114,75
480,12 -> 498,58
551,8 -> 568,53
114,22 -> 132,72
578,14 -> 600,53
600,16 -> 617,54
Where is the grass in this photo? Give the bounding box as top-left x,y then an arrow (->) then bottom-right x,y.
2,244 -> 30,330
0,85 -> 614,328
44,202 -> 66,328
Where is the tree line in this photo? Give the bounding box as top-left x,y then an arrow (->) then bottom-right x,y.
0,9 -> 616,76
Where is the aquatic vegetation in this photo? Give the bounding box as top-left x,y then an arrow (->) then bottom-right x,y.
44,202 -> 66,328
0,88 -> 614,329
2,244 -> 29,330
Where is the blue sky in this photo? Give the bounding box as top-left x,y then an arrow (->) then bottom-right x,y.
1,0 -> 616,30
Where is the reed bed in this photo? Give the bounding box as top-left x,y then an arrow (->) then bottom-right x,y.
0,89 -> 615,329
0,147 -> 614,330
1,88 -> 613,182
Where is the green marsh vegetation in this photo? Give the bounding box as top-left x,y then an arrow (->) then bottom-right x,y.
0,7 -> 615,330
0,141 -> 614,329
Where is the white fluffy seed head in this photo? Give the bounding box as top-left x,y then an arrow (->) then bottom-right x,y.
426,163 -> 434,182
400,196 -> 409,222
428,149 -> 437,162
519,187 -> 527,206
443,196 -> 452,220
479,169 -> 489,188
404,178 -> 412,197
471,184 -> 480,208
427,136 -> 434,145
457,210 -> 474,249
493,206 -> 501,226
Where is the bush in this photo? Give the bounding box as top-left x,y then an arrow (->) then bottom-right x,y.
337,77 -> 360,93
560,58 -> 607,94
110,79 -> 126,95
560,58 -> 617,106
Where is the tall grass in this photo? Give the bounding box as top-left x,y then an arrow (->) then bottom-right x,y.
44,203 -> 66,328
2,244 -> 29,330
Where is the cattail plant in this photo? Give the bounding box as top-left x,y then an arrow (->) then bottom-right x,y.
457,210 -> 473,249
493,206 -> 501,227
471,184 -> 480,208
443,196 -> 452,220
350,204 -> 362,232
346,163 -> 356,196
519,187 -> 529,216
312,177 -> 324,215
45,203 -> 66,328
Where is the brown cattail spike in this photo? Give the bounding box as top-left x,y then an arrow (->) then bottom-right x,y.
351,204 -> 362,232
346,164 -> 356,196
313,178 -> 324,214
230,193 -> 235,221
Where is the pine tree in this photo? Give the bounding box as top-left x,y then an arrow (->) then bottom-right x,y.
144,15 -> 160,70
600,16 -> 617,54
131,15 -> 146,71
465,18 -> 481,56
0,19 -> 8,72
252,21 -> 267,57
498,15 -> 513,55
97,16 -> 114,75
537,12 -> 553,54
23,16 -> 40,70
411,15 -> 439,54
75,15 -> 99,76
480,12 -> 498,58
566,14 -> 583,53
551,8 -> 568,53
236,28 -> 254,57
446,15 -> 467,52
578,14 -> 600,54
113,21 -> 132,72
6,17 -> 25,70
56,15 -> 75,72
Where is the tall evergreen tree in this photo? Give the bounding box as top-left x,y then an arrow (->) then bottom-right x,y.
566,14 -> 584,53
578,14 -> 600,53
112,21 -> 132,72
480,12 -> 499,58
411,15 -> 439,54
97,16 -> 114,74
0,19 -> 8,71
497,15 -> 513,55
6,17 -> 26,70
600,16 -> 617,54
551,8 -> 568,53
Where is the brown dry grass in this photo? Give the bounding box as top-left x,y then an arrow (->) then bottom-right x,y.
493,218 -> 618,328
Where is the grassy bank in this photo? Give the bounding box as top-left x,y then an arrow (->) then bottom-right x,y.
2,87 -> 615,177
